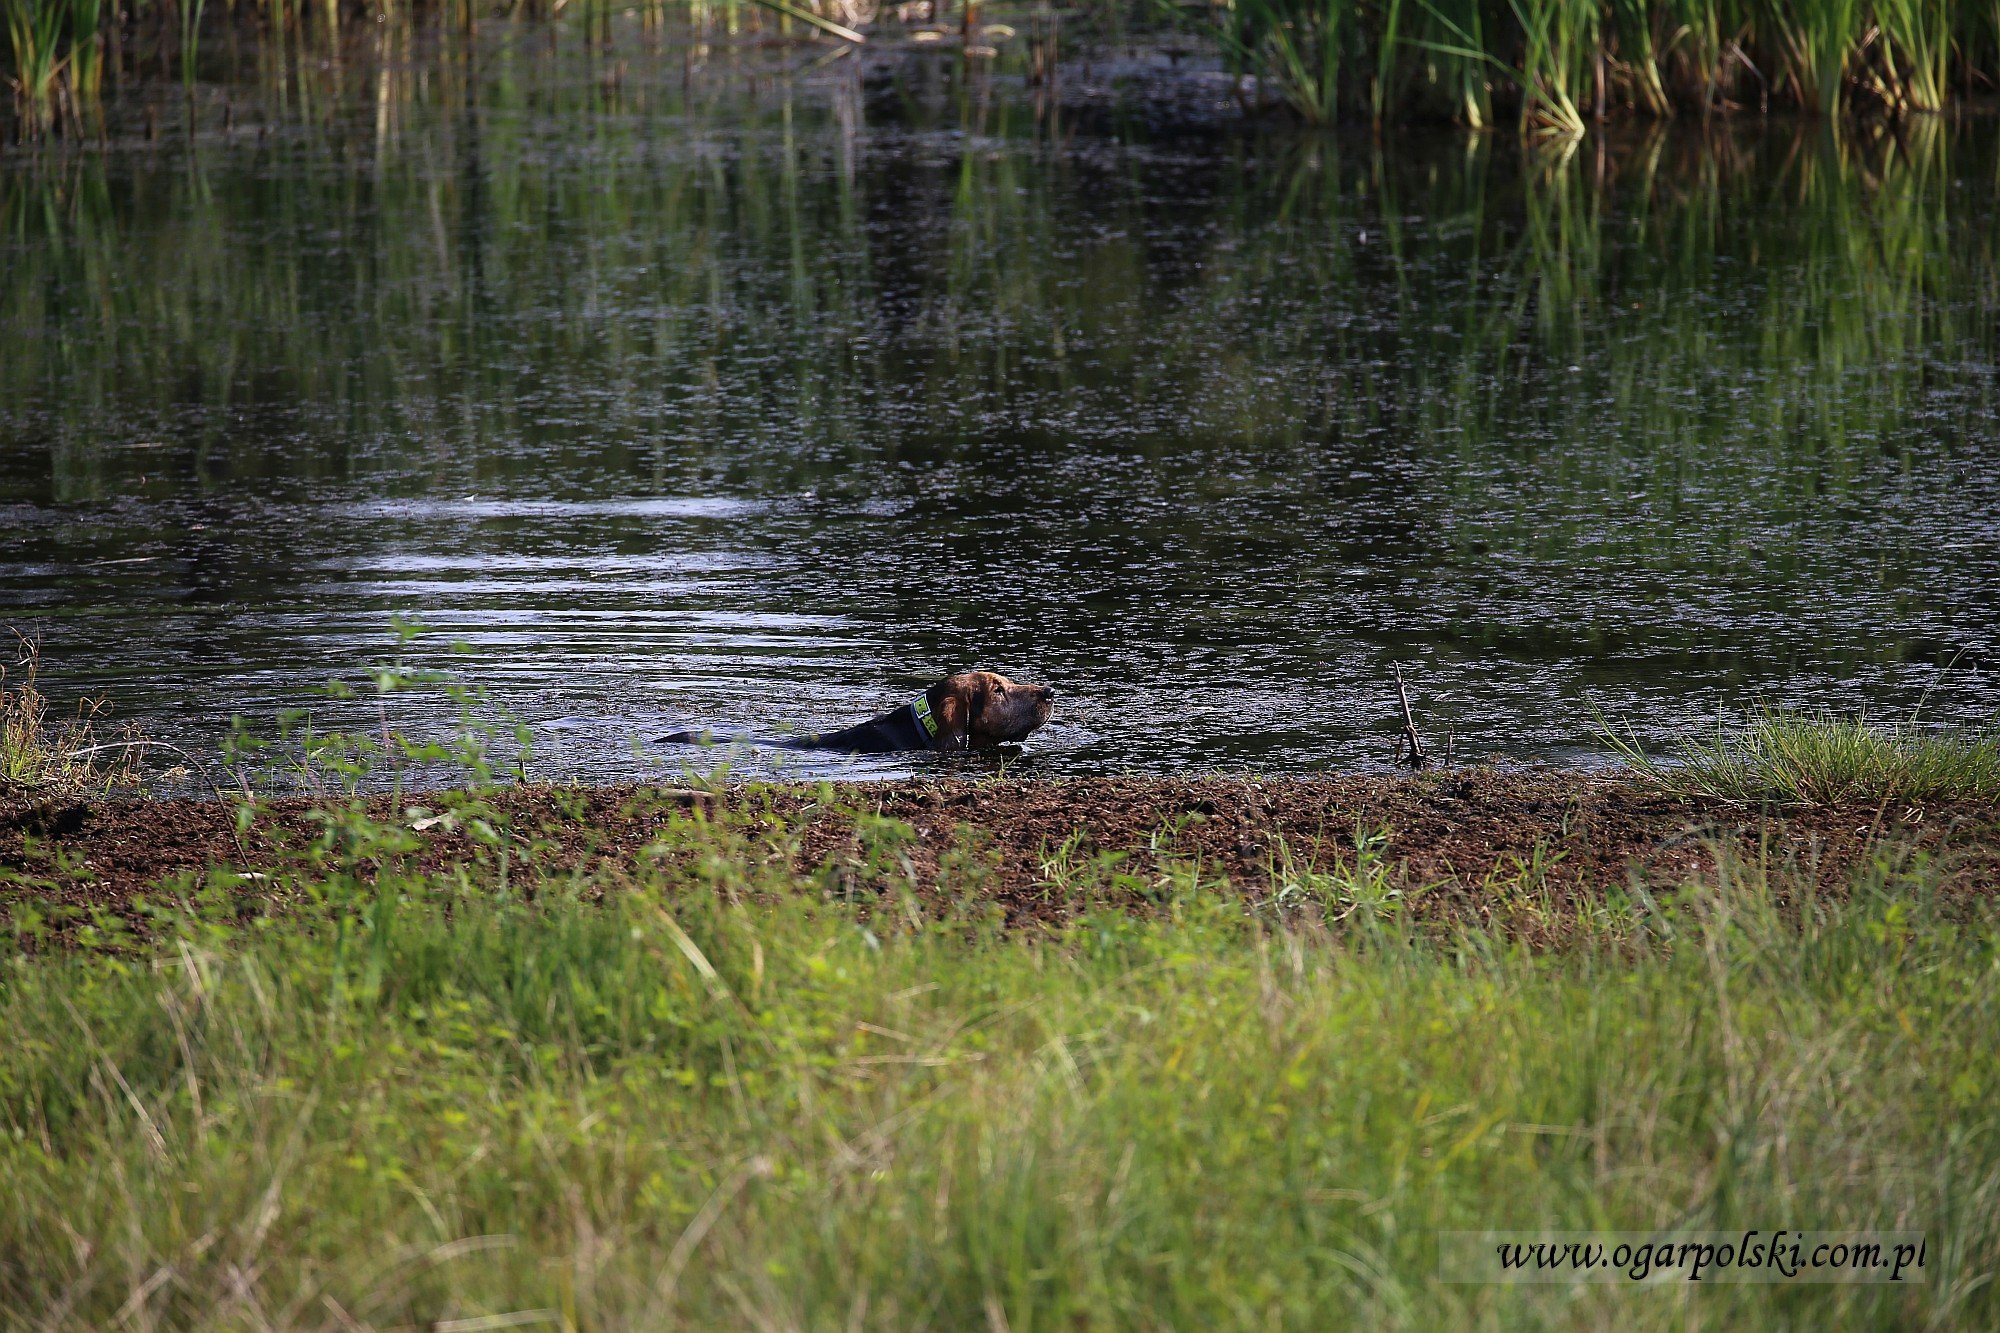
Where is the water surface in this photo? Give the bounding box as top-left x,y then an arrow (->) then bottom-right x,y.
4,41 -> 1997,780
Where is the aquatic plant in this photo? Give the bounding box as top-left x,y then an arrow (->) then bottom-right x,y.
1,0 -> 123,134
1188,0 -> 1999,128
1420,0 -> 1496,124
3,0 -> 72,133
1416,0 -> 1600,133
1212,0 -> 1356,123
6,0 -> 2000,139
179,0 -> 206,88
1512,0 -> 1598,134
1865,0 -> 1952,113
1606,707 -> 2000,806
1767,0 -> 1861,116
1660,0 -> 1733,109
1609,0 -> 1670,115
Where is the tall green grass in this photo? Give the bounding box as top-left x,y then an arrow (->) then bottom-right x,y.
1867,0 -> 1952,112
8,0 -> 2000,139
1610,0 -> 1669,114
1509,0 -> 1597,134
1767,0 -> 1861,115
2,0 -> 742,137
1212,0 -> 1354,123
2,793 -> 1996,1324
1198,0 -> 1998,131
1424,0 -> 1496,124
1607,708 -> 2000,807
3,0 -> 73,131
1414,0 -> 1599,134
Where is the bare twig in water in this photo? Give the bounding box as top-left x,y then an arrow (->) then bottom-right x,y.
1393,664 -> 1427,769
65,739 -> 228,797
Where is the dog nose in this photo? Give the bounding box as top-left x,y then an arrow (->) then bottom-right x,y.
1041,686 -> 1056,701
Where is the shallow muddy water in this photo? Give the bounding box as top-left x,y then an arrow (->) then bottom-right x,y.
4,37 -> 1998,779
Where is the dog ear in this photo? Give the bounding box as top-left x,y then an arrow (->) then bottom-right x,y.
932,687 -> 968,751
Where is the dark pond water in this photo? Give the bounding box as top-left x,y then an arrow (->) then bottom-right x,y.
4,38 -> 1998,780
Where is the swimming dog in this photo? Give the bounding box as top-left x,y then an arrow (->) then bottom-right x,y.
662,670 -> 1055,754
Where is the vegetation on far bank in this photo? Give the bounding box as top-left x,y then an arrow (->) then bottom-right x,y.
6,0 -> 2000,139
1203,0 -> 1998,128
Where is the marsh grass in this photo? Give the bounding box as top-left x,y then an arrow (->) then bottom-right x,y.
1606,707 -> 2000,807
3,0 -> 72,129
1191,0 -> 1997,130
1,787 -> 1996,1326
1209,0 -> 1355,124
9,0 -> 2000,140
1768,0 -> 1861,115
0,634 -> 143,799
1866,0 -> 1952,112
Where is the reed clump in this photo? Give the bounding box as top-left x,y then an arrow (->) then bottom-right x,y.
0,634 -> 142,799
4,0 -> 666,136
1200,0 -> 1995,129
1609,707 -> 2000,807
8,0 -> 1999,139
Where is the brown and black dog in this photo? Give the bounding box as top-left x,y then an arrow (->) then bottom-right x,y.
662,670 -> 1055,754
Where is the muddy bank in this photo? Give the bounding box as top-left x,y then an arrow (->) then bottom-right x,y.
7,771 -> 2000,930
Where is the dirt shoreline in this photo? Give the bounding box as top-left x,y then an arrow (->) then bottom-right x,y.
7,771 -> 2000,929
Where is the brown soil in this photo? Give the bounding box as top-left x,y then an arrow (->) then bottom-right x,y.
5,772 -> 1999,932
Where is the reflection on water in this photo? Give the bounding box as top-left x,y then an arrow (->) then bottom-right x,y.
2,44 -> 1997,779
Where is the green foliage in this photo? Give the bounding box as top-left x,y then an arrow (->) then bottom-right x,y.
1866,0 -> 1951,112
63,0 -> 94,95
8,0 -> 2000,140
1421,0 -> 1496,123
1211,0 -> 1357,123
1607,707 -> 2000,807
177,0 -> 205,88
3,0 -> 72,132
1268,823 -> 1409,923
1,807 -> 1995,1325
1766,0 -> 1861,115
1185,0 -> 1999,129
1,0 -> 122,132
1609,0 -> 1668,113
1513,0 -> 1597,133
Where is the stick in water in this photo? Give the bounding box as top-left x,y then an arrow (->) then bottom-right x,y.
1393,664 -> 1427,769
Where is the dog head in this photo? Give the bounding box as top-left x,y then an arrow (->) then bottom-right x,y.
927,671 -> 1055,749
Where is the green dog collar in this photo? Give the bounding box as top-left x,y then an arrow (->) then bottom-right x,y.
909,694 -> 940,739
